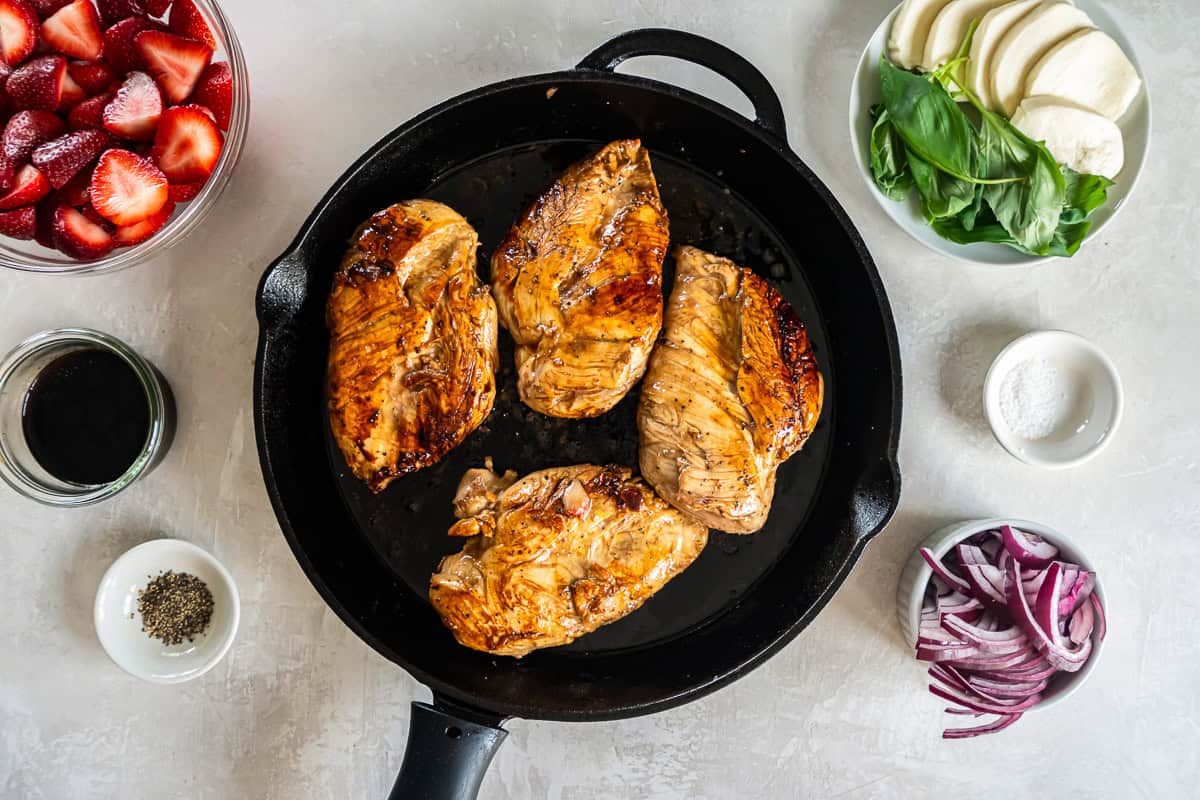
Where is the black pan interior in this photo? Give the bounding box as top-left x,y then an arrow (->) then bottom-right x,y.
256,71 -> 900,721
325,140 -> 835,653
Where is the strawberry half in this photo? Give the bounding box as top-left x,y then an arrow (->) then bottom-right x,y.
3,109 -> 66,164
96,0 -> 143,26
150,102 -> 219,182
167,0 -> 211,48
89,147 -> 167,225
0,205 -> 36,238
6,54 -> 65,110
102,15 -> 160,74
58,67 -> 85,106
54,161 -> 91,202
113,198 -> 171,244
102,70 -> 161,140
68,61 -> 116,94
41,0 -> 103,61
166,179 -> 199,202
0,0 -> 38,67
134,29 -> 210,104
30,127 -> 110,186
191,60 -> 230,130
51,202 -> 113,258
0,163 -> 49,208
67,90 -> 112,129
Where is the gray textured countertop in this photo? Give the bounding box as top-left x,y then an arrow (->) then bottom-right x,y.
2,0 -> 1198,797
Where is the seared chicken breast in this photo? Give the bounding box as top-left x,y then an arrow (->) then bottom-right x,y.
491,139 -> 669,418
638,246 -> 823,533
326,200 -> 498,492
430,464 -> 707,657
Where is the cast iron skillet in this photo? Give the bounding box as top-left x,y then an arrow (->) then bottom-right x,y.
254,28 -> 901,800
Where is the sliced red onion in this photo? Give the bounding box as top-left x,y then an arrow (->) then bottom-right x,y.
1091,593 -> 1106,642
920,548 -> 970,593
1058,571 -> 1094,617
962,563 -> 1006,604
956,543 -> 990,566
1069,600 -> 1094,646
929,684 -> 1043,714
1001,525 -> 1059,567
943,615 -> 1027,646
944,708 -> 986,717
1034,562 -> 1065,641
943,713 -> 1023,739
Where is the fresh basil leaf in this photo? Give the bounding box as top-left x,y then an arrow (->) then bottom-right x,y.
1048,219 -> 1093,257
931,213 -> 1017,246
869,108 -> 914,201
879,56 -> 979,184
1060,168 -> 1114,224
960,184 -> 985,231
976,110 -> 1064,254
908,148 -> 975,219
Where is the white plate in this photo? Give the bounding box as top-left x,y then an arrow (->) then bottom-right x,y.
848,0 -> 1151,266
94,539 -> 240,684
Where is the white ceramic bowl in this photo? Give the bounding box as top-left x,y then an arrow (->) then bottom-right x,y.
983,330 -> 1123,468
848,0 -> 1150,265
94,539 -> 239,684
896,517 -> 1106,710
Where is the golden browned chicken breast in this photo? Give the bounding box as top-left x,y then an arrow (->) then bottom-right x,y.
429,464 -> 707,657
491,139 -> 669,418
326,200 -> 498,492
638,246 -> 823,533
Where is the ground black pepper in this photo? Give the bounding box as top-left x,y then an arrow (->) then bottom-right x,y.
136,571 -> 214,645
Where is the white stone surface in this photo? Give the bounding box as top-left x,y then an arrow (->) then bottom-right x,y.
2,0 -> 1198,797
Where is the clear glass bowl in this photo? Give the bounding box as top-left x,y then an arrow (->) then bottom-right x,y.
0,0 -> 249,276
0,328 -> 176,506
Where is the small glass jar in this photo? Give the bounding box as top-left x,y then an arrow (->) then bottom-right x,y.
0,329 -> 175,506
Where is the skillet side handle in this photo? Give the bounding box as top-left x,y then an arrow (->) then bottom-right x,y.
852,457 -> 902,543
389,702 -> 507,800
575,28 -> 788,140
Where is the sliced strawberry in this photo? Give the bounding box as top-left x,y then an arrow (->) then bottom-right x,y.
66,90 -> 111,129
30,127 -> 110,187
134,29 -> 209,104
0,205 -> 36,238
6,54 -> 65,110
113,197 -> 170,244
89,147 -> 167,225
41,0 -> 103,61
0,163 -> 48,208
150,102 -> 219,182
190,60 -> 229,130
101,70 -> 160,140
28,0 -> 69,18
143,0 -> 168,16
68,60 -> 116,94
166,179 -> 198,201
166,0 -> 210,48
96,0 -> 142,26
3,109 -> 66,164
58,67 -> 85,106
51,202 -> 113,258
0,0 -> 38,67
54,161 -> 91,202
102,14 -> 159,73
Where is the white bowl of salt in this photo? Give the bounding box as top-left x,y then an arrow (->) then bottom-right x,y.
983,331 -> 1124,468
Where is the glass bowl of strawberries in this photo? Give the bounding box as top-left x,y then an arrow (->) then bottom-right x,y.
0,0 -> 247,274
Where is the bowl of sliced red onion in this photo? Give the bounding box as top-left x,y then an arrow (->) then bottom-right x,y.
897,518 -> 1107,739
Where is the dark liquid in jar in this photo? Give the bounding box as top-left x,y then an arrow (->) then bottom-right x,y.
21,349 -> 151,486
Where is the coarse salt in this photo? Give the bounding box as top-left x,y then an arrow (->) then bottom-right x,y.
998,356 -> 1071,440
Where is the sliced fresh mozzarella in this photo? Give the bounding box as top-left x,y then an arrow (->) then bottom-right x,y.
888,0 -> 957,70
990,1 -> 1093,116
966,0 -> 1040,110
1025,29 -> 1142,120
923,0 -> 1012,71
1012,96 -> 1125,177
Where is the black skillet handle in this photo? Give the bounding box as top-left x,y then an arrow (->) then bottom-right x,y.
388,701 -> 508,800
852,456 -> 902,543
576,28 -> 788,140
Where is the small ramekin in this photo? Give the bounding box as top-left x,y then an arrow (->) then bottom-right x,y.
896,517 -> 1106,711
983,331 -> 1123,469
0,328 -> 175,506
